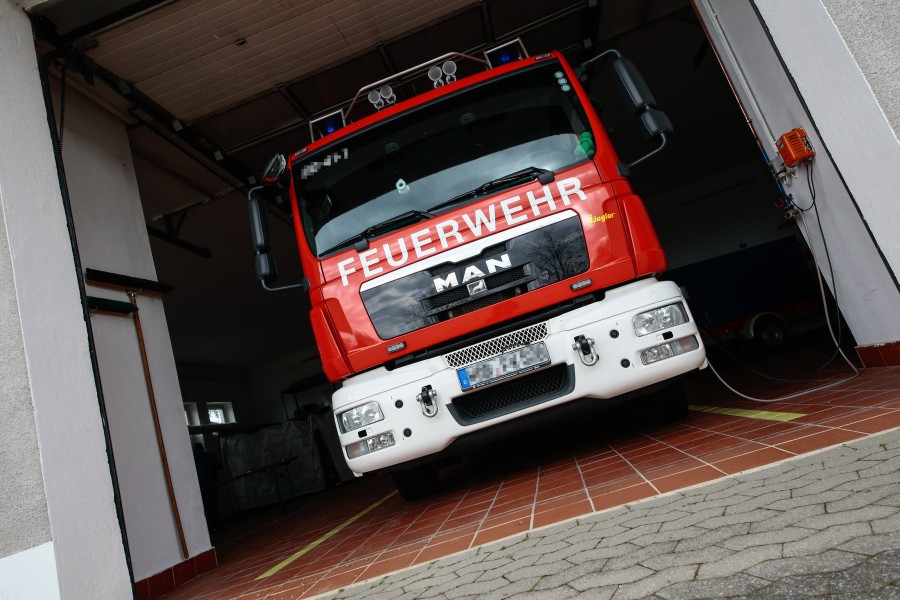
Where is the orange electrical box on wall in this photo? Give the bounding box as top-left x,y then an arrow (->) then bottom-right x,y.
776,128 -> 815,167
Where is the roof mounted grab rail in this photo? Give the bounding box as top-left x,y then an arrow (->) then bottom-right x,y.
345,52 -> 489,119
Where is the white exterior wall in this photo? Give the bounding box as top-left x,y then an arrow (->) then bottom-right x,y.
754,0 -> 900,285
695,0 -> 900,347
0,0 -> 131,597
59,84 -> 212,581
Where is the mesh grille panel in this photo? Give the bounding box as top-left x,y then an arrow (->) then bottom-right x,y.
452,364 -> 568,420
445,323 -> 548,368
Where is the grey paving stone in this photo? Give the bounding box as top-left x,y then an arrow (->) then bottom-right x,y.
719,526 -> 814,551
475,554 -> 540,582
500,558 -> 572,583
596,523 -> 663,548
659,507 -> 727,532
491,590 -> 580,600
456,555 -> 514,577
791,471 -> 859,497
477,577 -> 542,600
838,531 -> 900,556
569,565 -> 654,591
609,565 -> 698,600
444,577 -> 508,598
641,545 -> 732,571
507,541 -> 571,561
619,509 -> 690,529
566,542 -> 639,565
825,482 -> 900,512
748,504 -> 825,533
794,504 -> 896,530
530,559 -> 607,590
699,509 -> 781,531
675,523 -> 751,552
403,571 -> 461,592
782,522 -> 872,557
878,492 -> 900,508
658,573 -> 770,599
723,489 -> 791,516
566,590 -> 615,600
837,472 -> 900,492
746,549 -> 868,581
636,525 -> 711,548
696,544 -> 782,579
604,541 -> 678,570
533,540 -> 601,566
764,490 -> 847,512
872,509 -> 900,535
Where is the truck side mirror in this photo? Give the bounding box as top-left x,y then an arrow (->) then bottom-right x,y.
247,178 -> 307,293
613,57 -> 656,116
248,194 -> 272,253
262,154 -> 288,187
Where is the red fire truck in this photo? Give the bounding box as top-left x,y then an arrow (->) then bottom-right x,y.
249,42 -> 707,499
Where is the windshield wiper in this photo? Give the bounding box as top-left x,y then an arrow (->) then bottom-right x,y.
428,167 -> 555,214
318,210 -> 434,256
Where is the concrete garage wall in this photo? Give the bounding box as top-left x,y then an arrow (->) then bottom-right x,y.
754,0 -> 900,287
57,84 -> 212,580
822,0 -> 900,139
0,0 -> 131,597
695,0 -> 900,347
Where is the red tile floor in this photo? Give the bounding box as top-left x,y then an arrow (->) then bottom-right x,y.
163,346 -> 900,600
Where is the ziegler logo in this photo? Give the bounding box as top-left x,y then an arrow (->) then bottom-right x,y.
433,254 -> 512,293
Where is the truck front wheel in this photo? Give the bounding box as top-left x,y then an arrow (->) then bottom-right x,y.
390,463 -> 440,501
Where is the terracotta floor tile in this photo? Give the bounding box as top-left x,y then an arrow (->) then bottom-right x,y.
471,519 -> 530,547
712,446 -> 796,474
533,498 -> 593,528
650,465 -> 723,494
774,428 -> 867,454
414,536 -> 474,564
591,482 -> 657,511
843,410 -> 900,433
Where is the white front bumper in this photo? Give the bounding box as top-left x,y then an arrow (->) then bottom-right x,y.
332,278 -> 706,475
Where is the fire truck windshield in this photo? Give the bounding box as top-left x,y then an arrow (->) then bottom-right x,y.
294,60 -> 594,258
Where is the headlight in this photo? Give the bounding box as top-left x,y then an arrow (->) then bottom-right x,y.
337,401 -> 384,433
640,335 -> 700,364
346,432 -> 395,459
633,302 -> 688,337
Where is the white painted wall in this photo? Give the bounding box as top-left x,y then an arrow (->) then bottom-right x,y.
58,83 -> 212,580
695,0 -> 900,346
0,0 -> 131,597
0,542 -> 60,600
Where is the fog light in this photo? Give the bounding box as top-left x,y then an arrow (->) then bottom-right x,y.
337,401 -> 384,433
570,278 -> 592,291
346,432 -> 395,459
640,335 -> 699,365
633,302 -> 688,337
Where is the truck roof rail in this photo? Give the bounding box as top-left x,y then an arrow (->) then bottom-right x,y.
345,52 -> 489,119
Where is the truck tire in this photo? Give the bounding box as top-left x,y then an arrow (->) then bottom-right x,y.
391,463 -> 440,501
753,317 -> 788,350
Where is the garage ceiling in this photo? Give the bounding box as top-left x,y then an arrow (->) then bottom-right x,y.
30,0 -> 761,372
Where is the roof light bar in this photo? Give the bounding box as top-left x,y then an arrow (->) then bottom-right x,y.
309,109 -> 346,140
483,38 -> 529,68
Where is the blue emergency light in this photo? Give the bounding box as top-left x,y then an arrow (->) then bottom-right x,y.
309,109 -> 346,140
484,38 -> 528,68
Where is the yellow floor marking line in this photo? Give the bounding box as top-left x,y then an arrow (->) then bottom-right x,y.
689,405 -> 806,422
255,490 -> 398,580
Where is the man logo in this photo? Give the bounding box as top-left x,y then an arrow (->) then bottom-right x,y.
467,279 -> 487,296
433,253 -> 512,292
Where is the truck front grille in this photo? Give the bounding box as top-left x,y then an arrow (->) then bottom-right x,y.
450,364 -> 569,423
445,322 -> 548,368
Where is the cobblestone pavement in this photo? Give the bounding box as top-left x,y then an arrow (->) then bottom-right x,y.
315,428 -> 900,600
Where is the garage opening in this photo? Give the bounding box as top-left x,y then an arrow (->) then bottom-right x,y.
27,0 -> 891,598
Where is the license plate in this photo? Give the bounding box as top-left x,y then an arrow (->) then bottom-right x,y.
457,342 -> 550,390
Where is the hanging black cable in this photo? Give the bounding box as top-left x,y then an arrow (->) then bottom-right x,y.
58,62 -> 67,152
